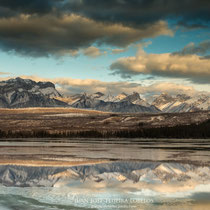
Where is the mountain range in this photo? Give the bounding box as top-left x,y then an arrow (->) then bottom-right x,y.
152,92 -> 210,113
64,92 -> 160,113
0,77 -> 209,113
0,161 -> 209,187
62,90 -> 210,113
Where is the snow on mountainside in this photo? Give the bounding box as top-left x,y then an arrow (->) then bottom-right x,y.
0,162 -> 209,187
152,92 -> 210,113
60,90 -> 210,113
0,77 -> 68,108
114,92 -> 128,101
1,77 -> 209,113
121,92 -> 151,107
64,91 -> 160,113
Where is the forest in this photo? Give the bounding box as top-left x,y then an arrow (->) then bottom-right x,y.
0,119 -> 209,139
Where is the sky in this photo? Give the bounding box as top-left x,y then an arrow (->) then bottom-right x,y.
0,0 -> 210,96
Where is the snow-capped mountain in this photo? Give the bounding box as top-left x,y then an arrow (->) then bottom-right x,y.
121,92 -> 151,107
65,92 -> 160,113
1,77 -> 209,113
62,91 -> 210,113
0,77 -> 68,108
152,93 -> 210,113
0,161 -> 209,187
114,92 -> 128,101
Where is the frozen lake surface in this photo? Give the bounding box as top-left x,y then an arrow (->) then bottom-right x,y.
0,138 -> 210,209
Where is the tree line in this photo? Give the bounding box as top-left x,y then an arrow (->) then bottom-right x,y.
0,119 -> 209,139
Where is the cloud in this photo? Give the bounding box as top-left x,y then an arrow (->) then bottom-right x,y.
177,21 -> 209,31
111,48 -> 128,54
66,0 -> 210,28
83,46 -> 106,58
1,0 -> 209,27
0,14 -> 172,57
5,75 -> 201,98
173,40 -> 210,55
111,41 -> 152,55
0,72 -> 10,75
200,55 -> 210,59
0,0 -> 60,17
55,80 -> 199,98
1,0 -> 208,58
110,44 -> 210,83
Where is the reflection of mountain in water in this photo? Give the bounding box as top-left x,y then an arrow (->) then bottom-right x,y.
0,161 -> 210,188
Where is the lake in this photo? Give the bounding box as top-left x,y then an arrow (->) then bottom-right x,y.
0,138 -> 210,210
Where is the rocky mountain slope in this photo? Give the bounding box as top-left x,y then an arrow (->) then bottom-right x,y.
0,161 -> 209,187
0,78 -> 159,113
63,91 -> 210,113
0,77 -> 68,108
0,77 -> 209,113
63,92 -> 160,113
152,93 -> 210,113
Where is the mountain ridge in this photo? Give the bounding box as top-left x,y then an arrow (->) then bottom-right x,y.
152,92 -> 210,113
0,162 -> 209,187
0,77 -> 68,108
0,77 -> 209,113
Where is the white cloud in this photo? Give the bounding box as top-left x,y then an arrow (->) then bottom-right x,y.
111,48 -> 128,54
3,75 -> 204,98
82,46 -> 106,58
0,72 -> 10,75
110,46 -> 210,83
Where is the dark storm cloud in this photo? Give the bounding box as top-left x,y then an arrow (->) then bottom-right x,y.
173,40 -> 210,56
66,0 -> 210,27
200,55 -> 210,59
177,21 -> 209,31
0,14 -> 172,57
0,0 -> 209,57
1,0 -> 209,26
0,0 -> 63,17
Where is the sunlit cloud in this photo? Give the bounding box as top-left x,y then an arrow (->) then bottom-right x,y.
0,14 -> 172,57
1,75 -> 203,98
110,44 -> 210,83
82,46 -> 107,58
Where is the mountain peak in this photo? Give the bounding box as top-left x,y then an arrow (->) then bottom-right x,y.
92,92 -> 104,99
0,77 -> 65,108
160,92 -> 171,97
122,92 -> 141,103
152,93 -> 175,110
118,92 -> 128,98
7,77 -> 32,83
175,94 -> 191,102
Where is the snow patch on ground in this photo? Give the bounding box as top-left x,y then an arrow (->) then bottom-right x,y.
44,113 -> 88,117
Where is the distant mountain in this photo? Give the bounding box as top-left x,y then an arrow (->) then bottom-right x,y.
0,77 -> 68,108
0,161 -> 209,187
121,92 -> 151,107
68,92 -> 160,113
1,77 -> 209,113
65,91 -> 210,113
152,93 -> 210,113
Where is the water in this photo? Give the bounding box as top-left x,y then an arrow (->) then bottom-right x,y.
0,138 -> 209,210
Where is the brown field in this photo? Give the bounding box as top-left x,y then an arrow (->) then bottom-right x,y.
0,158 -> 109,167
0,107 -> 209,134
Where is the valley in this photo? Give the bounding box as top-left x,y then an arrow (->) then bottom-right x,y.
0,107 -> 209,138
